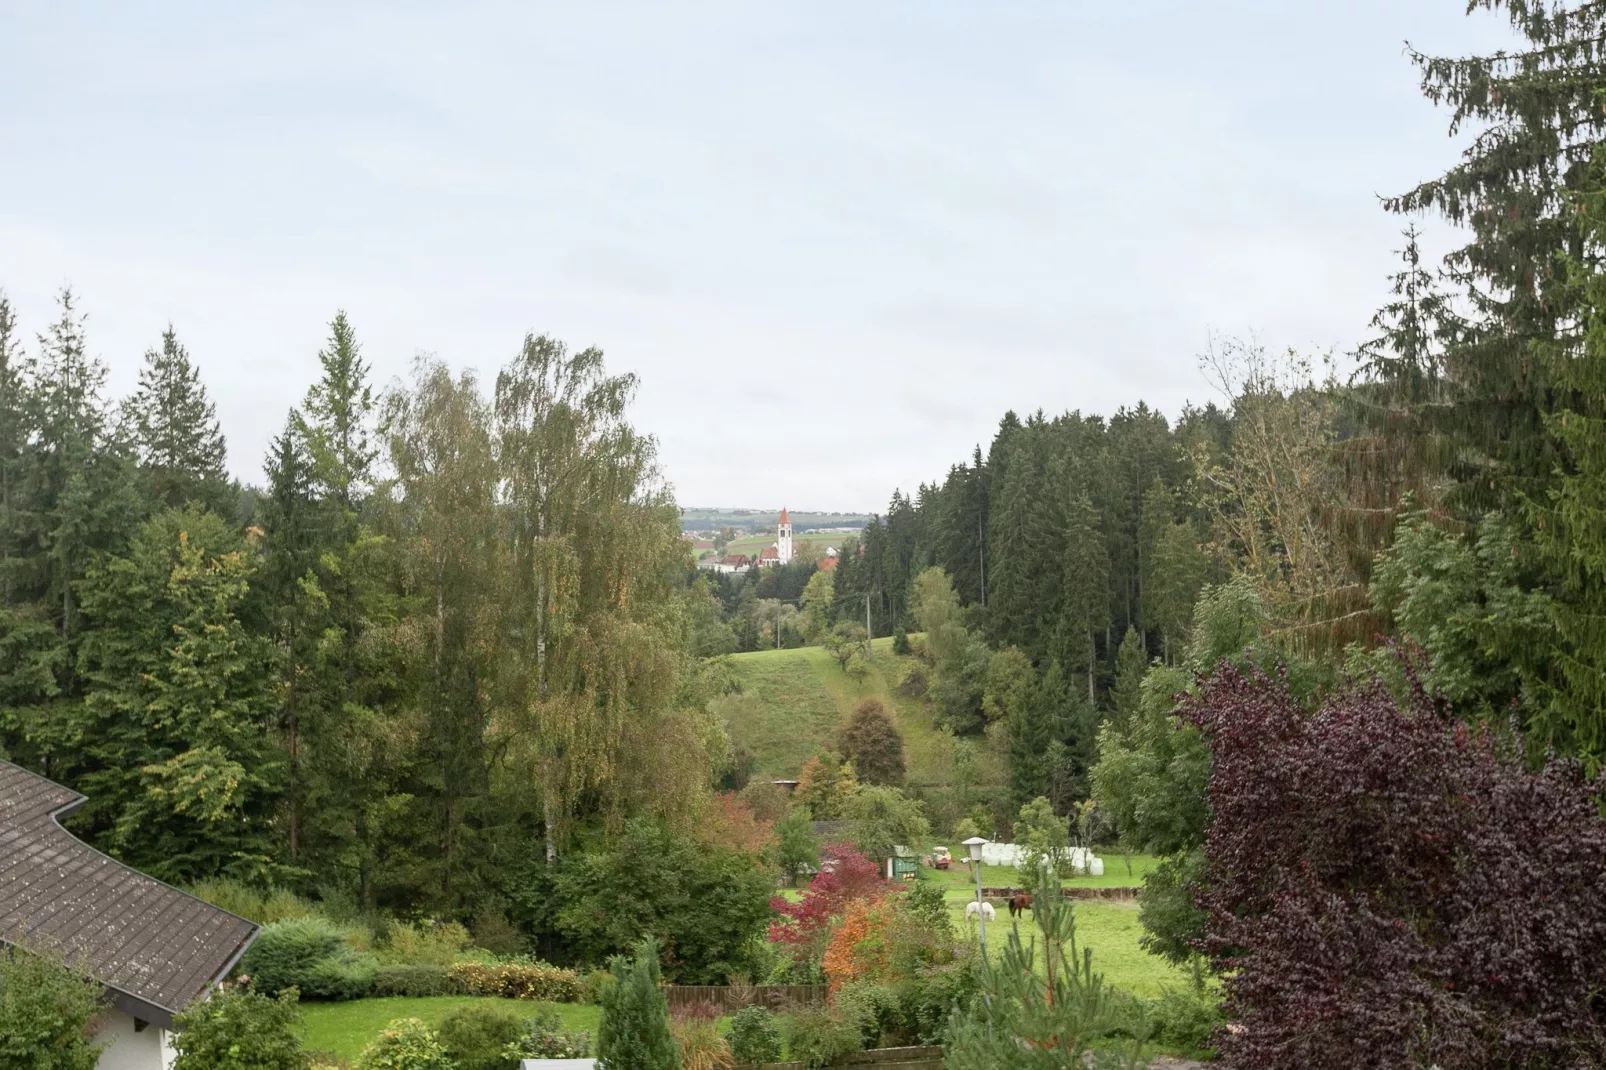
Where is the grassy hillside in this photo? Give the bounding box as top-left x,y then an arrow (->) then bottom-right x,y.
720,637 -> 954,788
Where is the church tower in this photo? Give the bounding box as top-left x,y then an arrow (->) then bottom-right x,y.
777,507 -> 793,565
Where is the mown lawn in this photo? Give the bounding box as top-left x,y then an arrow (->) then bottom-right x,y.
940,894 -> 1189,999
924,856 -> 1182,1000
297,997 -> 599,1060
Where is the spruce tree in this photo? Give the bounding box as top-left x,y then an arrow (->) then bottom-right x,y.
0,291 -> 24,606
128,326 -> 227,508
1057,491 -> 1110,702
297,311 -> 375,511
30,288 -> 109,638
258,417 -> 321,860
597,937 -> 679,1070
1389,2 -> 1606,511
1108,626 -> 1147,738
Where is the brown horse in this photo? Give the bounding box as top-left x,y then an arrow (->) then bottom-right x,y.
1007,892 -> 1032,918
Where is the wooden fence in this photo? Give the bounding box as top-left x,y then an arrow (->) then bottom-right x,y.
733,1046 -> 944,1070
979,885 -> 1139,902
663,984 -> 828,1015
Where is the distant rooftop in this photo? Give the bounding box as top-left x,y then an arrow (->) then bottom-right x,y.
0,760 -> 259,1028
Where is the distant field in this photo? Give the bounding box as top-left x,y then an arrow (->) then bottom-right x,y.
680,508 -> 869,532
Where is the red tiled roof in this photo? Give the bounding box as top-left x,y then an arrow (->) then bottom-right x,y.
760,546 -> 779,559
779,507 -> 790,525
819,555 -> 838,572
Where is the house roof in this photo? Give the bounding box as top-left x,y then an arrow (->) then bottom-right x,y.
0,760 -> 259,1029
759,546 -> 779,560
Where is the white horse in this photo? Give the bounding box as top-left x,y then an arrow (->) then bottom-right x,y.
964,901 -> 996,922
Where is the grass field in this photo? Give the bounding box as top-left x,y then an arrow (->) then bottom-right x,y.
298,997 -> 599,1060
724,635 -> 956,785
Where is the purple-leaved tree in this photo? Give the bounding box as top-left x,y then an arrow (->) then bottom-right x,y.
1182,665 -> 1606,1069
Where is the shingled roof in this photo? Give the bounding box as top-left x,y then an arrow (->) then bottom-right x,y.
0,759 -> 259,1029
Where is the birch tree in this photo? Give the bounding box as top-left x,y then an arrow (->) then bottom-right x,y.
493,334 -> 699,861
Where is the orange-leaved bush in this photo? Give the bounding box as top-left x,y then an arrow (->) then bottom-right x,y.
822,897 -> 898,994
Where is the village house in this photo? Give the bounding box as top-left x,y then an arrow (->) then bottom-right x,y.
0,759 -> 259,1069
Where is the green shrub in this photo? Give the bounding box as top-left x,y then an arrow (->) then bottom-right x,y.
502,1005 -> 593,1059
381,920 -> 471,967
244,917 -> 376,1001
901,880 -> 952,942
1145,983 -> 1223,1052
728,1006 -> 781,1065
542,818 -> 775,983
373,964 -> 455,998
892,960 -> 977,1045
502,1005 -> 592,1059
172,987 -> 309,1070
581,966 -> 612,1005
447,961 -> 582,1002
780,1007 -> 862,1069
301,953 -> 377,1001
835,981 -> 899,1048
438,1004 -> 523,1070
188,879 -> 319,925
892,626 -> 911,656
354,1018 -> 452,1070
0,946 -> 105,1070
470,910 -> 525,957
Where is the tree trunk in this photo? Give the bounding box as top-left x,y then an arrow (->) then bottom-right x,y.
544,794 -> 558,866
1087,630 -> 1096,705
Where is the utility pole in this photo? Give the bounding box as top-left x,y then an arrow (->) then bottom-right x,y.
864,591 -> 873,659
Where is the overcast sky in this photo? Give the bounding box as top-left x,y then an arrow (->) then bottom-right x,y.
0,2 -> 1516,512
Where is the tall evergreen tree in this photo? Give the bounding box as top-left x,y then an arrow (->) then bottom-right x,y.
380,358 -> 500,908
1388,2 -> 1606,512
128,326 -> 228,509
297,311 -> 375,512
72,508 -> 280,881
0,292 -> 24,606
1057,491 -> 1110,703
257,417 -> 321,859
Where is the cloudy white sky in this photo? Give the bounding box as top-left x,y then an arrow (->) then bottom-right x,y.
1,2 -> 1514,512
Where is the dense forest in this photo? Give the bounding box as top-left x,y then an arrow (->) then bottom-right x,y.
0,302 -> 733,928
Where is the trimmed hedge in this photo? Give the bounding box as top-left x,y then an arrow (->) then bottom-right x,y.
373,965 -> 457,998
447,961 -> 583,1002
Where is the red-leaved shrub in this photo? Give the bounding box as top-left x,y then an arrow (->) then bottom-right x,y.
1182,666 -> 1606,1069
768,843 -> 888,966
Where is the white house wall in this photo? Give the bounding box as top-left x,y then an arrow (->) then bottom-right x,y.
93,1008 -> 175,1070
